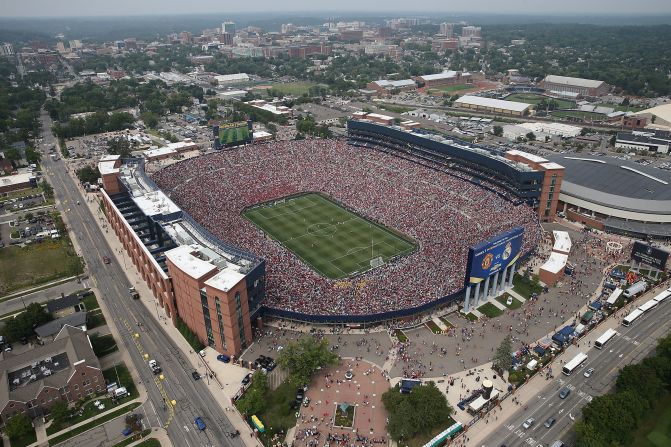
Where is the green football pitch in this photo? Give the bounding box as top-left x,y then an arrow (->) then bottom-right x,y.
243,193 -> 417,279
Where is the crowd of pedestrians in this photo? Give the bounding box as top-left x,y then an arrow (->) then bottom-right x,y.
152,139 -> 542,317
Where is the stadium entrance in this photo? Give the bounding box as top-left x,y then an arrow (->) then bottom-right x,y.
463,228 -> 524,312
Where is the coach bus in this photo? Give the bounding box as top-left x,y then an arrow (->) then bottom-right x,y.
653,288 -> 671,304
562,352 -> 588,376
638,299 -> 659,313
594,328 -> 618,349
622,308 -> 644,327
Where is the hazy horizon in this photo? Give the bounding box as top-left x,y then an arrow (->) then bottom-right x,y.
5,0 -> 671,18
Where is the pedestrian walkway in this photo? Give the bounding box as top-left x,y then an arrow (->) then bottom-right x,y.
507,289 -> 527,303
469,308 -> 483,319
488,297 -> 508,311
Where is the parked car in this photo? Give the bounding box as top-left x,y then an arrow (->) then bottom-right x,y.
559,387 -> 571,399
296,388 -> 305,404
192,371 -> 201,380
216,354 -> 231,363
522,417 -> 535,429
122,427 -> 133,436
241,373 -> 252,386
544,417 -> 556,428
583,367 -> 594,378
194,416 -> 206,430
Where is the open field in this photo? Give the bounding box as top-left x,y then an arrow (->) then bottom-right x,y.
0,241 -> 84,296
427,84 -> 473,95
266,81 -> 322,96
506,93 -> 576,109
244,193 -> 416,279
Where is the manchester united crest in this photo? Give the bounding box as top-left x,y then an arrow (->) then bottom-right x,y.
481,253 -> 493,270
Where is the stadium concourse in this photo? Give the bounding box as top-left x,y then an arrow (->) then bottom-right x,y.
152,139 -> 542,319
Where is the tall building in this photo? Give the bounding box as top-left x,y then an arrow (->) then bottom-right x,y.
221,21 -> 236,35
220,32 -> 233,46
439,22 -> 454,38
461,26 -> 481,38
0,43 -> 14,56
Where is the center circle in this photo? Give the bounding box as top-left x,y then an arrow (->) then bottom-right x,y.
307,222 -> 337,237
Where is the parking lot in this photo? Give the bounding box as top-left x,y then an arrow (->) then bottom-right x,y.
1,210 -> 58,246
0,192 -> 46,214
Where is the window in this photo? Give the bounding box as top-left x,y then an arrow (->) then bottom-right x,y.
201,290 -> 215,347
235,292 -> 247,348
215,297 -> 226,350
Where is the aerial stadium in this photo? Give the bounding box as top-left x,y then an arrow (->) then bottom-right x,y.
148,118 -> 545,321
99,114 -> 553,355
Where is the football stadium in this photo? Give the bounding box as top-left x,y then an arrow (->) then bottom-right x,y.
151,130 -> 543,321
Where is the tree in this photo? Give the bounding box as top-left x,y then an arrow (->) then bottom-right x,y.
526,132 -> 536,141
3,147 -> 21,162
580,127 -> 589,136
574,420 -> 608,447
5,414 -> 33,439
49,400 -> 70,426
382,382 -> 453,441
77,165 -> 101,184
492,125 -> 503,137
277,336 -> 339,386
235,372 -> 268,416
140,111 -> 159,129
493,335 -> 513,373
40,179 -> 54,199
107,137 -> 132,157
3,302 -> 52,342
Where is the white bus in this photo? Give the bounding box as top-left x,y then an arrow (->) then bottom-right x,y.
594,328 -> 618,349
638,299 -> 658,313
562,352 -> 588,376
653,289 -> 671,304
622,308 -> 644,327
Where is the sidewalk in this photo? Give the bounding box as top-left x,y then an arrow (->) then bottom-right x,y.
73,174 -> 263,447
463,280 -> 671,447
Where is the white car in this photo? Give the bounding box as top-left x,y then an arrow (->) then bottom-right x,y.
522,417 -> 535,429
583,367 -> 595,378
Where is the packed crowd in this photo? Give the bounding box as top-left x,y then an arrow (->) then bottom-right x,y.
152,139 -> 541,317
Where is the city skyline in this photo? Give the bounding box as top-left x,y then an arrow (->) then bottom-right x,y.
5,0 -> 671,18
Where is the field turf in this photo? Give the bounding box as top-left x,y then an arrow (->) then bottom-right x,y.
219,126 -> 250,145
506,93 -> 575,109
244,193 -> 416,279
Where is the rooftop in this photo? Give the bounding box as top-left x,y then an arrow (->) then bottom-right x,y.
541,252 -> 568,274
454,95 -> 531,112
543,75 -> 605,89
164,244 -> 217,280
204,268 -> 245,292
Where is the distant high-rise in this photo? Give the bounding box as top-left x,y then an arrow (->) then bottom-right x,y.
222,21 -> 236,35
439,22 -> 454,38
461,26 -> 481,38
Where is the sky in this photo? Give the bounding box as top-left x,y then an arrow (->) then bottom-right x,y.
5,0 -> 671,17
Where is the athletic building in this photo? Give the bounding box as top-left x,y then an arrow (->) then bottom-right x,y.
540,75 -> 609,97
453,95 -> 532,116
98,157 -> 265,358
366,79 -> 417,94
414,71 -> 472,88
546,154 -> 671,238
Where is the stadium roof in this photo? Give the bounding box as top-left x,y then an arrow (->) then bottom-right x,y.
546,154 -> 671,214
417,71 -> 458,81
454,95 -> 531,113
543,75 -> 605,89
372,79 -> 416,89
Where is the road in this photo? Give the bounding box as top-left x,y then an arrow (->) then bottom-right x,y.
0,279 -> 85,317
39,109 -> 244,447
479,297 -> 671,447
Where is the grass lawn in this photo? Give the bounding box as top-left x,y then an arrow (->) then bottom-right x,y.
506,93 -> 575,109
219,126 -> 250,146
0,187 -> 41,202
425,320 -> 443,334
133,439 -> 161,447
82,293 -> 100,310
255,381 -> 298,446
244,193 -> 416,279
465,312 -> 478,322
0,241 -> 84,296
630,393 -> 671,447
496,293 -> 523,310
91,334 -> 118,357
512,273 -> 543,299
438,317 -> 455,329
9,428 -> 37,447
102,363 -> 138,399
48,402 -> 142,446
478,302 -> 503,318
395,329 -> 408,342
333,405 -> 355,427
87,309 -> 107,329
267,82 -> 320,96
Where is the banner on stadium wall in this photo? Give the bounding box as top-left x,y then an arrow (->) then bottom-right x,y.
631,241 -> 669,270
464,227 -> 524,286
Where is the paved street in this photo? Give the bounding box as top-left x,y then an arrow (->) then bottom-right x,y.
471,285 -> 671,447
39,109 -> 247,447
